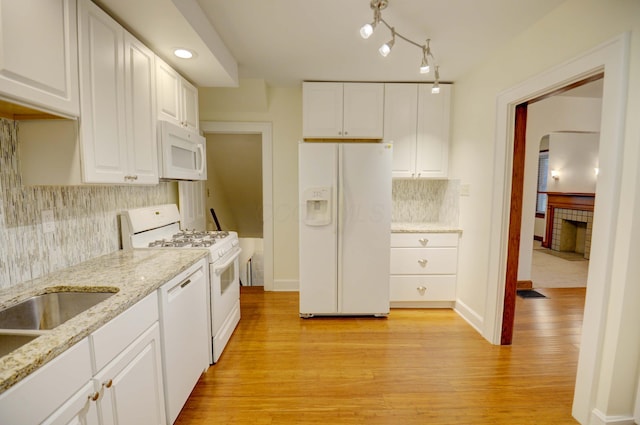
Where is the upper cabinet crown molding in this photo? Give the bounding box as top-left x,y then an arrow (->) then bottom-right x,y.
385,83 -> 451,179
0,0 -> 80,118
303,82 -> 384,139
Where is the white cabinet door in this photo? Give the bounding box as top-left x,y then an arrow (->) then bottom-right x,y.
0,0 -> 79,117
303,82 -> 384,139
343,83 -> 384,138
78,0 -> 127,183
156,58 -> 181,126
181,78 -> 199,131
156,56 -> 200,131
124,32 -> 158,184
416,84 -> 451,178
95,323 -> 166,425
41,381 -> 100,425
302,82 -> 343,138
384,84 -> 418,178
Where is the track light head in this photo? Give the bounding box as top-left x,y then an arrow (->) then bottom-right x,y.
379,28 -> 395,57
431,65 -> 441,94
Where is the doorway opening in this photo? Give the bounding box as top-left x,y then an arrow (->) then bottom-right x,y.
502,74 -> 603,344
200,121 -> 274,291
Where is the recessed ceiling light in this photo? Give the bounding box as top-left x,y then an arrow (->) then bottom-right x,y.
173,48 -> 194,59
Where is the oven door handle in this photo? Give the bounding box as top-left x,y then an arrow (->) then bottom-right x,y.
213,247 -> 242,275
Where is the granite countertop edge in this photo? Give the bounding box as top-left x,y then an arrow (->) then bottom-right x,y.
391,222 -> 463,233
0,248 -> 209,395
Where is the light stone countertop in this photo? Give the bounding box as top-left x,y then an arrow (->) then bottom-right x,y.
0,248 -> 208,394
391,222 -> 463,233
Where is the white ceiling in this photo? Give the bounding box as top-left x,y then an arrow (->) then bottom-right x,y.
98,0 -> 568,88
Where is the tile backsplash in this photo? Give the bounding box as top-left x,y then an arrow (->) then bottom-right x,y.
392,179 -> 460,225
0,118 -> 177,289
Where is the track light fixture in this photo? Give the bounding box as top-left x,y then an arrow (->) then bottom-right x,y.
360,0 -> 441,92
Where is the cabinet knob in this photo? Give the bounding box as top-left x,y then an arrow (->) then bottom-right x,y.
417,285 -> 427,295
131,175 -> 138,181
89,391 -> 100,402
344,131 -> 348,135
418,259 -> 428,266
418,238 -> 429,246
338,131 -> 342,135
417,173 -> 421,177
103,379 -> 113,389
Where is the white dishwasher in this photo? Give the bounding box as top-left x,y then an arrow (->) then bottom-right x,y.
158,259 -> 210,424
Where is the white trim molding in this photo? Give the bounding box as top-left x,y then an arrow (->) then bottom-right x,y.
454,299 -> 483,334
483,33 -> 630,425
199,121 -> 274,291
272,279 -> 299,292
590,409 -> 635,425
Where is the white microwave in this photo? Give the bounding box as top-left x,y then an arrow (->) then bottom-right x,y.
158,120 -> 207,181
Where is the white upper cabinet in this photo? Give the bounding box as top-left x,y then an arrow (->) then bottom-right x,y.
303,82 -> 384,139
156,57 -> 199,131
384,83 -> 451,178
78,0 -> 157,184
0,0 -> 80,117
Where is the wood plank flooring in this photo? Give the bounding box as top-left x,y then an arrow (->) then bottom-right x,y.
176,287 -> 585,424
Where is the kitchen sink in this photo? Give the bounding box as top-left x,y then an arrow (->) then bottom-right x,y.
0,333 -> 41,357
0,290 -> 117,331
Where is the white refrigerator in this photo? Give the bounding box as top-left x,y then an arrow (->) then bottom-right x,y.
298,142 -> 392,317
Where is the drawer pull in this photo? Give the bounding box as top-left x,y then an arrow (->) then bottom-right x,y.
418,259 -> 428,266
417,286 -> 427,295
89,391 -> 100,402
418,238 -> 429,246
103,379 -> 113,389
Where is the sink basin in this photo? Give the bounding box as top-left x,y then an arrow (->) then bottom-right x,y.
0,291 -> 116,331
0,333 -> 40,357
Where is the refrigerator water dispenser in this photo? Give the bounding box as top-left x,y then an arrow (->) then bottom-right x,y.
303,187 -> 331,226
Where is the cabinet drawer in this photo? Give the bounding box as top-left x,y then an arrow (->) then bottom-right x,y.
391,232 -> 458,248
390,248 -> 457,274
390,276 -> 456,302
0,338 -> 92,425
90,291 -> 158,372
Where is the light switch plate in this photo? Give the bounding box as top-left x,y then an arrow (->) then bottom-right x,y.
460,184 -> 471,197
42,210 -> 55,233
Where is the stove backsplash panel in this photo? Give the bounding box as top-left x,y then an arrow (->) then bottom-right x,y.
0,118 -> 177,289
392,179 -> 460,226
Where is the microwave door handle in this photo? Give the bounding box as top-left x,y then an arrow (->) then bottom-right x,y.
197,144 -> 205,174
213,248 -> 242,275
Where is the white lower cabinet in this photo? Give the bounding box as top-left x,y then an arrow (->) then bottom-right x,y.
0,292 -> 166,425
93,323 -> 165,425
41,381 -> 100,425
390,232 -> 459,307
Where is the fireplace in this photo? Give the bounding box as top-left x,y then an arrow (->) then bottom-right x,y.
544,193 -> 595,259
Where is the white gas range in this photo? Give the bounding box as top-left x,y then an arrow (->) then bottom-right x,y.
120,204 -> 241,364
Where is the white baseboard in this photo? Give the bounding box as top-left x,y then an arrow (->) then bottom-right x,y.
454,298 -> 484,334
591,409 -> 636,425
272,279 -> 299,291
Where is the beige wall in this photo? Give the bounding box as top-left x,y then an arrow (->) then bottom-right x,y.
450,0 -> 640,422
199,81 -> 302,285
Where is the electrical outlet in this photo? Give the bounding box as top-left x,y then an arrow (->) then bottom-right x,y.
460,184 -> 471,197
42,210 -> 55,233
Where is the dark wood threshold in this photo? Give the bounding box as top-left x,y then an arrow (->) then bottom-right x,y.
533,235 -> 543,242
517,280 -> 533,290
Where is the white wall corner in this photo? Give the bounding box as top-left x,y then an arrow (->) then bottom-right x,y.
454,299 -> 484,333
272,279 -> 299,292
590,409 -> 636,425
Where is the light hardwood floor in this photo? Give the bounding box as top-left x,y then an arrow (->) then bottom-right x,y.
176,287 -> 585,424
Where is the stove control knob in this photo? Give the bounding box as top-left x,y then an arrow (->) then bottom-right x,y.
232,240 -> 239,247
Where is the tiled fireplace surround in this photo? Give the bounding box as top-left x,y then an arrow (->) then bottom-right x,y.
544,193 -> 595,260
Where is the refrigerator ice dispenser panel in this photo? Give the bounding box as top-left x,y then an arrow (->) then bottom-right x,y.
303,187 -> 332,226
